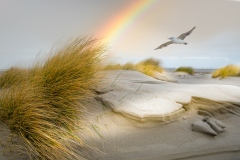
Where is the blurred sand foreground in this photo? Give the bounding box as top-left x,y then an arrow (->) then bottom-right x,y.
1,70 -> 240,159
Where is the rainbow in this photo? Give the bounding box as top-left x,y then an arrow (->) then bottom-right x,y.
97,0 -> 157,45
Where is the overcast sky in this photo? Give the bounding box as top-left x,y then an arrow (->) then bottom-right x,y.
0,0 -> 240,69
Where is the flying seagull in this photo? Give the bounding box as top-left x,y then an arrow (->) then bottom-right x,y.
155,26 -> 196,50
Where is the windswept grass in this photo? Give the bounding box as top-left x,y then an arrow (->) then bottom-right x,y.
135,58 -> 163,77
104,58 -> 163,77
0,67 -> 27,88
175,67 -> 194,75
212,65 -> 240,78
0,37 -> 105,159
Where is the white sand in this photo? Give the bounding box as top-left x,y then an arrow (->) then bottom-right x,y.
87,70 -> 240,160
96,70 -> 240,121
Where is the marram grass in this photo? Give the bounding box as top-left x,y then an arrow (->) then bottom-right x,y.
135,58 -> 163,77
0,38 -> 105,159
212,65 -> 240,78
175,67 -> 194,75
104,58 -> 163,77
0,67 -> 28,88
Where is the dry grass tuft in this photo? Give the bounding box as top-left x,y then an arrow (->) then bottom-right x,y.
135,58 -> 163,77
0,67 -> 28,88
0,37 -> 105,159
212,65 -> 240,78
103,58 -> 163,77
175,67 -> 194,75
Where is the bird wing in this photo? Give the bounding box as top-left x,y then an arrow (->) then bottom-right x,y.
154,41 -> 173,50
177,26 -> 196,40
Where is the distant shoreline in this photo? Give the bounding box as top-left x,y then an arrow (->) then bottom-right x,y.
164,68 -> 216,73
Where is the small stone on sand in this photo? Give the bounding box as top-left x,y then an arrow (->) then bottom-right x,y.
192,120 -> 217,136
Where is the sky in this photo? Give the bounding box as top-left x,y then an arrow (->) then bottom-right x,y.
0,0 -> 240,69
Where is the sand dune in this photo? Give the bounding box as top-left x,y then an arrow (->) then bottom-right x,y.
95,70 -> 240,122
88,70 -> 240,160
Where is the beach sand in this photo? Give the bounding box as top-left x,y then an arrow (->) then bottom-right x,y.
85,70 -> 240,160
85,100 -> 240,160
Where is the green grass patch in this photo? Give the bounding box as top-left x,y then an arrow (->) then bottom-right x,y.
0,37 -> 105,159
104,58 -> 163,77
175,67 -> 194,75
212,65 -> 240,78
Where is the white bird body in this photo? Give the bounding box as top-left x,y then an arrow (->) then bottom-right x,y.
169,37 -> 187,44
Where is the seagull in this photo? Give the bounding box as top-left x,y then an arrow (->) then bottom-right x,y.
155,26 -> 196,50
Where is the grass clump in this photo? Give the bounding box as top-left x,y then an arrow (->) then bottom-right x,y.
104,58 -> 163,77
0,67 -> 28,88
175,66 -> 194,75
0,37 -> 104,159
212,65 -> 240,78
135,58 -> 163,77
